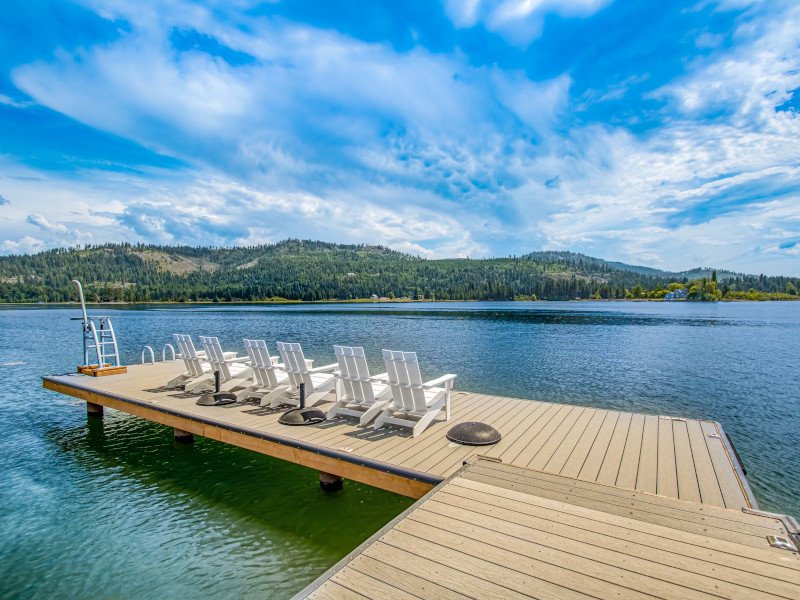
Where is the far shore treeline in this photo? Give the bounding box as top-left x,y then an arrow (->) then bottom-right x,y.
0,240 -> 797,303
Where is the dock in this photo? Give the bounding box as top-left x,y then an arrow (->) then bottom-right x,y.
295,458 -> 800,599
44,362 -> 754,506
42,362 -> 800,599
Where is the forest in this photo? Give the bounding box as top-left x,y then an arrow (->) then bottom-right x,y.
0,240 -> 797,303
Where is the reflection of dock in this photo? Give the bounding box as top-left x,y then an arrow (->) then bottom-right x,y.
43,363 -> 800,599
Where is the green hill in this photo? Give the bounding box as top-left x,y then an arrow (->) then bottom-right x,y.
0,240 -> 796,303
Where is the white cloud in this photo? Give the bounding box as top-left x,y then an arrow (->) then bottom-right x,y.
442,0 -> 612,46
26,214 -> 69,234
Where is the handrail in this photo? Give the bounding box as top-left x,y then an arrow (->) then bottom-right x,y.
162,344 -> 176,362
141,346 -> 155,365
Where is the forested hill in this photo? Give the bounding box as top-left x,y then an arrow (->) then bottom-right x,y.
0,240 -> 797,303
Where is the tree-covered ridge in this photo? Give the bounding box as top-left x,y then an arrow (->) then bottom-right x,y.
0,241 -> 797,303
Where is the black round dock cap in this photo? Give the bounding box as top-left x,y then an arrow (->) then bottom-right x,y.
446,422 -> 502,446
196,392 -> 238,406
279,407 -> 326,426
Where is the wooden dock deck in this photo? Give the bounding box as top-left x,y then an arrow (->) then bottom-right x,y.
43,362 -> 755,509
294,458 -> 800,600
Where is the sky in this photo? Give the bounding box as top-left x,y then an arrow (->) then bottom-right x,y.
0,0 -> 798,275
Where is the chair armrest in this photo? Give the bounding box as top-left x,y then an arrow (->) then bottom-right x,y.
309,362 -> 338,374
224,356 -> 251,364
222,351 -> 238,359
304,359 -> 314,367
270,356 -> 280,365
370,372 -> 389,382
422,374 -> 457,388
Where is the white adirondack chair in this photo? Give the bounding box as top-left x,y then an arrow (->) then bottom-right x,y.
185,336 -> 251,393
165,334 -> 214,389
272,342 -> 338,408
326,346 -> 392,425
373,350 -> 457,437
235,339 -> 292,405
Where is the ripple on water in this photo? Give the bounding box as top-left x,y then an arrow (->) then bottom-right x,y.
1,302 -> 798,598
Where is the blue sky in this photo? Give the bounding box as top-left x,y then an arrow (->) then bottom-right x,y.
0,0 -> 798,275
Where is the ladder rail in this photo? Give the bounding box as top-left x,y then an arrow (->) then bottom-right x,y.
73,281 -> 121,368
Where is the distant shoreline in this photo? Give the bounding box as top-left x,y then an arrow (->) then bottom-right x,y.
2,297 -> 798,307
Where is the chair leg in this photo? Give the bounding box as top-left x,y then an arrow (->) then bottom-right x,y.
359,400 -> 391,426
305,390 -> 329,407
262,386 -> 290,407
373,406 -> 393,431
411,406 -> 442,437
235,385 -> 259,401
326,401 -> 346,420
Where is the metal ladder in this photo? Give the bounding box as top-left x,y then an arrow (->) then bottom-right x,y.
73,280 -> 121,367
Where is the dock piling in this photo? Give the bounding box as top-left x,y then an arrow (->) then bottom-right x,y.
86,402 -> 104,417
174,428 -> 194,444
319,471 -> 343,491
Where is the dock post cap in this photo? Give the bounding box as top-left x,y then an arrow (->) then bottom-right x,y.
446,421 -> 502,446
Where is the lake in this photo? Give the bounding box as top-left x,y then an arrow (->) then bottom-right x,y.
1,301 -> 798,598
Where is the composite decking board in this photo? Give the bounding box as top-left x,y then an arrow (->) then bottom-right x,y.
379,529 -> 610,600
560,408 -> 610,479
438,483 -> 800,595
482,400 -> 551,459
306,582 -> 369,600
361,392 -> 488,462
327,566 -> 422,600
685,420 -> 726,506
616,412 -> 645,489
362,394 -> 498,470
509,404 -> 578,466
463,461 -> 782,531
408,502 -> 779,600
431,398 -> 545,477
347,555 -> 467,600
672,419 -> 702,503
45,365 -> 753,511
528,404 -> 592,471
483,401 -> 556,462
361,540 -> 543,600
595,411 -> 632,484
544,407 -> 602,475
700,421 -> 749,509
416,396 -> 534,476
657,417 -> 679,499
636,414 -> 660,494
458,471 -> 779,547
397,394 -> 508,472
391,522 -> 665,600
450,477 -> 798,571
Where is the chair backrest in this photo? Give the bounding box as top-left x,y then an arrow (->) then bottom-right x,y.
175,334 -> 204,377
199,336 -> 236,382
244,339 -> 281,388
334,345 -> 375,405
276,342 -> 314,391
382,350 -> 427,413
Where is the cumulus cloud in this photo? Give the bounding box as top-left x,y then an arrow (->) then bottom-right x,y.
1,0 -> 799,275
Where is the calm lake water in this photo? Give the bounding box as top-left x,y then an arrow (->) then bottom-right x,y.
1,301 -> 799,598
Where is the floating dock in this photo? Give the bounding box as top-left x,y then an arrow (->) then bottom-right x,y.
43,362 -> 800,599
44,362 -> 753,505
295,458 -> 800,600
